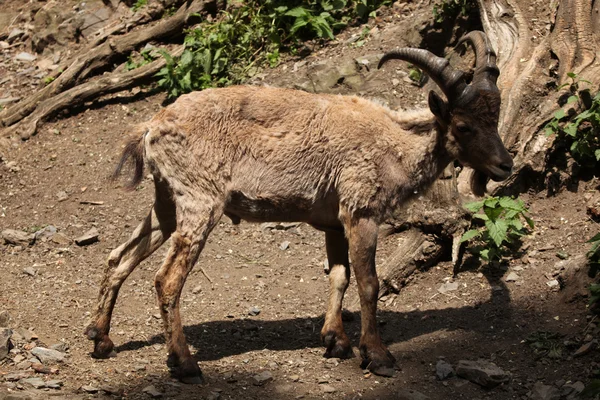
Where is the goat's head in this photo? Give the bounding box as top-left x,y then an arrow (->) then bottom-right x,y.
378,31 -> 513,196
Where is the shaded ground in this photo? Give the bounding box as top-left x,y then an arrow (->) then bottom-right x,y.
1,1 -> 599,399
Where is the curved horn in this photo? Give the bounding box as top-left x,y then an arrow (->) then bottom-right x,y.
378,48 -> 466,99
457,31 -> 499,84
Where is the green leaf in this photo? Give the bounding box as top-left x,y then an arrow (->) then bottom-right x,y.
596,149 -> 600,161
480,248 -> 490,261
524,215 -> 535,229
485,219 -> 508,248
563,123 -> 578,137
473,213 -> 489,221
464,200 -> 484,213
460,229 -> 481,243
588,233 -> 600,243
290,18 -> 309,34
285,7 -> 309,17
483,197 -> 499,208
554,109 -> 566,120
567,95 -> 579,104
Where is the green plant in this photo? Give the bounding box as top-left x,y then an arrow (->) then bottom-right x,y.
132,0 -> 148,12
43,76 -> 55,85
433,0 -> 476,23
460,196 -> 534,262
408,65 -> 423,85
544,72 -> 600,167
588,232 -> 600,278
156,0 -> 392,98
125,49 -> 155,71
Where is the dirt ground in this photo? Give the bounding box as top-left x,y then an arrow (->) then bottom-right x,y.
1,1 -> 599,399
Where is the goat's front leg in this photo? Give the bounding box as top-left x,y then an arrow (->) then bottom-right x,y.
154,205 -> 222,384
348,218 -> 396,376
321,230 -> 353,359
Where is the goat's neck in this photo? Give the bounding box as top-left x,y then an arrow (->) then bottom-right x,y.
405,124 -> 453,195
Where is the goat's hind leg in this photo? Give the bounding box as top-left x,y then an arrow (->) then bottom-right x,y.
155,203 -> 223,384
321,230 -> 354,359
85,200 -> 175,358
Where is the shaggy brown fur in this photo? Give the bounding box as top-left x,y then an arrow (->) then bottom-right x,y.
86,84 -> 512,383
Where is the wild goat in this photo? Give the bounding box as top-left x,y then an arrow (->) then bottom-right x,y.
85,31 -> 512,383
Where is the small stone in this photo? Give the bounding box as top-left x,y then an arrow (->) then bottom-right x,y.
15,52 -> 36,62
34,225 -> 57,240
4,371 -> 30,381
436,359 -> 454,380
31,346 -> 65,364
456,359 -> 510,389
279,241 -> 290,250
2,229 -> 35,246
438,281 -> 458,293
321,384 -> 336,393
32,363 -> 54,374
505,272 -> 519,282
192,285 -> 202,294
22,377 -> 46,389
252,371 -> 273,386
51,233 -> 71,245
207,391 -> 221,400
546,279 -> 559,289
573,340 -> 596,357
0,310 -> 11,327
289,374 -> 300,382
23,267 -> 36,276
45,379 -> 63,389
81,385 -> 100,393
532,381 -> 560,400
0,328 -> 12,359
142,385 -> 163,398
248,306 -> 260,316
50,342 -> 69,353
7,28 -> 25,43
56,191 -> 68,202
75,227 -> 100,246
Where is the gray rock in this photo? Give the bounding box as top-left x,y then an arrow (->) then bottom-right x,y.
2,229 -> 35,246
320,384 -> 336,393
7,28 -> 25,43
11,327 -> 37,342
248,306 -> 260,316
436,359 -> 454,380
438,281 -> 458,293
34,225 -> 57,240
31,346 -> 65,364
252,370 -> 273,386
505,272 -> 519,282
532,382 -> 560,400
14,52 -> 36,62
50,342 -> 69,352
56,191 -> 68,202
395,389 -> 429,400
192,285 -> 202,294
4,371 -> 30,381
45,380 -> 63,389
142,385 -> 163,398
456,359 -> 510,388
81,385 -> 100,393
0,328 -> 12,359
75,227 -> 99,246
22,377 -> 46,389
279,241 -> 290,250
23,267 -> 36,276
0,310 -> 10,327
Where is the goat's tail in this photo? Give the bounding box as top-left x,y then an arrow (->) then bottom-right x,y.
111,124 -> 148,190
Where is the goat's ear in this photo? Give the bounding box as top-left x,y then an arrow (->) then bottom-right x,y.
428,91 -> 449,125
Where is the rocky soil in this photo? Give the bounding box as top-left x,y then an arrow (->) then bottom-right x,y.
1,1 -> 599,399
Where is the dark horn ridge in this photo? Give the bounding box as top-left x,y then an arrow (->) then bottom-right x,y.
457,30 -> 499,83
378,47 -> 466,99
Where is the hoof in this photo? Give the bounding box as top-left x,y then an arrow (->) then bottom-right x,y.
322,331 -> 354,359
85,326 -> 115,359
168,356 -> 204,385
360,346 -> 396,377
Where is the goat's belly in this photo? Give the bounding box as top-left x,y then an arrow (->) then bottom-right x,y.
224,190 -> 340,228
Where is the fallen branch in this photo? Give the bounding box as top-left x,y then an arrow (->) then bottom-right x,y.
5,46 -> 183,140
0,0 -> 216,129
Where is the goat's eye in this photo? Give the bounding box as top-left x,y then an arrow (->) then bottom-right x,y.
456,124 -> 471,134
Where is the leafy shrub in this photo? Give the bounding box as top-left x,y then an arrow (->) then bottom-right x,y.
432,0 -> 477,23
132,0 -> 148,12
460,196 -> 534,262
156,0 -> 392,97
125,49 -> 155,71
545,72 -> 600,167
589,232 -> 600,278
